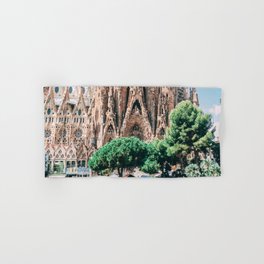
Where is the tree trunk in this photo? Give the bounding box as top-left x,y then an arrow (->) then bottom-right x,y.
118,167 -> 123,177
121,167 -> 123,177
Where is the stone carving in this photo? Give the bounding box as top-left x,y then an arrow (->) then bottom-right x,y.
44,86 -> 199,168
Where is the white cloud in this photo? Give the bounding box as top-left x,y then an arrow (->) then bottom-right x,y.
209,104 -> 221,116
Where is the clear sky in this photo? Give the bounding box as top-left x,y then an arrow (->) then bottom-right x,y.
196,88 -> 222,139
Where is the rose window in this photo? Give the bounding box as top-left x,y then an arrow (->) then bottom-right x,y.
75,129 -> 82,138
45,129 -> 51,138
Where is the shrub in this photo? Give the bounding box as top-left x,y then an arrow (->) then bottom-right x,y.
185,164 -> 201,177
141,159 -> 160,174
200,159 -> 221,176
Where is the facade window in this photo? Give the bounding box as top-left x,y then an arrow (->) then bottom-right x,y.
60,129 -> 66,138
132,125 -> 140,132
159,128 -> 165,136
75,129 -> 82,138
45,129 -> 51,138
131,124 -> 142,139
107,124 -> 114,133
69,86 -> 73,93
132,100 -> 142,115
55,87 -> 59,93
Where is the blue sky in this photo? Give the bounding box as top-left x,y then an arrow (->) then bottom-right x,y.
196,88 -> 222,138
197,88 -> 221,113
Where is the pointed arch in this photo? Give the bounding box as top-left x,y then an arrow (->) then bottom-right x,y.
131,99 -> 142,115
121,87 -> 153,140
66,145 -> 77,160
130,123 -> 143,139
107,124 -> 114,133
45,145 -> 55,159
72,92 -> 87,117
55,146 -> 66,160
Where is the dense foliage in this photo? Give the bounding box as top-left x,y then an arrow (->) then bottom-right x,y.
200,159 -> 221,176
141,159 -> 160,174
211,142 -> 221,165
88,137 -> 148,177
165,101 -> 214,166
185,164 -> 201,177
184,159 -> 221,177
141,140 -> 172,174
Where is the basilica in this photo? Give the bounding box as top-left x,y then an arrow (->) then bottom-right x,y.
44,86 -> 199,175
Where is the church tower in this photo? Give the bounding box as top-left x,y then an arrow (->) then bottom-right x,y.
120,87 -> 153,140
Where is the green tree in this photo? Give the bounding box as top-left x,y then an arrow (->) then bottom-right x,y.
165,100 -> 214,166
151,140 -> 171,170
141,159 -> 160,174
88,137 -> 148,177
141,139 -> 175,174
185,164 -> 201,177
211,141 -> 221,165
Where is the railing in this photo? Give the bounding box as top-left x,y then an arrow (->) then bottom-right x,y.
66,167 -> 91,177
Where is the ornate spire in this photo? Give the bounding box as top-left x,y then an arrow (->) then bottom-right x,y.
191,88 -> 199,106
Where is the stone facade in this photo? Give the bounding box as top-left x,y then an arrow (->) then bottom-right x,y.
44,86 -> 199,173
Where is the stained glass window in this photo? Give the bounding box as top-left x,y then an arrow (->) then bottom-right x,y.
75,129 -> 82,138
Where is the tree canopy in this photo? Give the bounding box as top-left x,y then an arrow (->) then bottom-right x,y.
88,137 -> 148,177
141,139 -> 173,174
165,100 -> 214,165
